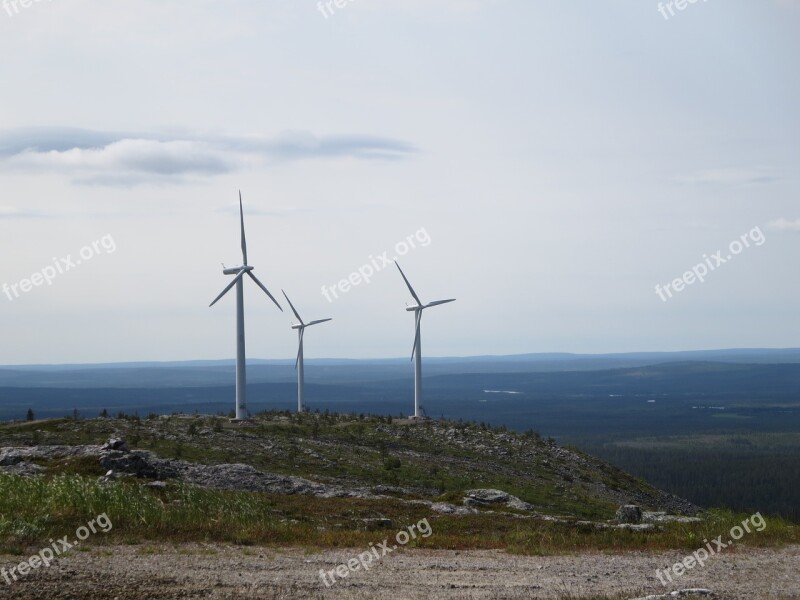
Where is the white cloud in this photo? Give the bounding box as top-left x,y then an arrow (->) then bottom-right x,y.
0,205 -> 44,219
767,217 -> 800,232
675,167 -> 778,186
0,128 -> 415,186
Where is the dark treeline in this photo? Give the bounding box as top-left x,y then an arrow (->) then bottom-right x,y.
584,443 -> 800,521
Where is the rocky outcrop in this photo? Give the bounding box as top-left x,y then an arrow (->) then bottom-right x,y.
101,437 -> 129,452
0,435 -> 702,529
630,590 -> 716,600
95,438 -> 380,499
615,504 -> 643,524
463,489 -> 536,511
100,450 -> 181,480
0,444 -> 103,465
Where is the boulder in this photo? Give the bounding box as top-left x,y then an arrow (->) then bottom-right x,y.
101,437 -> 129,452
99,450 -> 180,480
361,518 -> 393,530
464,489 -> 536,511
0,461 -> 45,476
615,504 -> 643,524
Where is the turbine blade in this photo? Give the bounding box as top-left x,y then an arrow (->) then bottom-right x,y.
248,272 -> 283,311
307,318 -> 332,327
209,269 -> 246,307
282,290 -> 304,325
239,191 -> 248,266
295,328 -> 304,370
411,311 -> 421,361
425,298 -> 456,308
395,261 -> 422,306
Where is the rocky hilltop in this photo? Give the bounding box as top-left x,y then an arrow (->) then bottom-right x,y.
0,411 -> 697,521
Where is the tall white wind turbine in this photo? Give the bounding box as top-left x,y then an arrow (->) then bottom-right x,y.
210,192 -> 283,421
395,261 -> 455,419
282,290 -> 332,413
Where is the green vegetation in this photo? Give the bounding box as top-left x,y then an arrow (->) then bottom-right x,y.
585,432 -> 800,520
1,474 -> 796,556
0,412 -> 642,520
2,412 -> 797,560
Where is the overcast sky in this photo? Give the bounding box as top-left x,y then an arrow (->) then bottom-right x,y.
0,0 -> 798,365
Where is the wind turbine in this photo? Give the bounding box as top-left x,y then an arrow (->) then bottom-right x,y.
282,290 -> 332,413
395,261 -> 455,419
209,192 -> 283,421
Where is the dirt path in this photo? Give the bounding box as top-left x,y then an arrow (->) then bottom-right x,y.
1,544 -> 798,599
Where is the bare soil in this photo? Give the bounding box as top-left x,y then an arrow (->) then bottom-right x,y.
1,543 -> 799,599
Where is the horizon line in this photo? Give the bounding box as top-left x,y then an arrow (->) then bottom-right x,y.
2,347 -> 799,369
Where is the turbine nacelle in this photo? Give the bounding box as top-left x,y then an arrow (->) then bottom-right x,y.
282,290 -> 332,371
394,261 -> 455,361
222,266 -> 253,275
210,196 -> 282,311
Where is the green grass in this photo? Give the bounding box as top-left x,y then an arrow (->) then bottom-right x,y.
0,474 -> 796,556
0,413 -> 633,519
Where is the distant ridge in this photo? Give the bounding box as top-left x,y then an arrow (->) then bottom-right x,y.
3,347 -> 800,370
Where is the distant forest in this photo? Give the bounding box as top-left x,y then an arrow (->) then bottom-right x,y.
583,438 -> 800,521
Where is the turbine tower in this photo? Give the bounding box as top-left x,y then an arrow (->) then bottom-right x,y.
395,261 -> 455,419
282,290 -> 332,413
210,192 -> 283,421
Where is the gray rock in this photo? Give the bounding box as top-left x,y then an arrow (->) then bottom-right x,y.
101,437 -> 129,452
98,469 -> 120,484
464,489 -> 536,511
0,461 -> 45,476
465,489 -> 511,504
99,450 -> 181,480
615,504 -> 643,524
642,511 -> 703,524
630,589 -> 715,600
0,445 -> 103,465
361,518 -> 393,530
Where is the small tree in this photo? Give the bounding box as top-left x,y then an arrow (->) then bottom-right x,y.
99,408 -> 109,418
26,408 -> 34,421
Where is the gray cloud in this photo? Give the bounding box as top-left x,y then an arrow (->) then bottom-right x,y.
0,128 -> 415,186
675,167 -> 779,186
0,205 -> 46,219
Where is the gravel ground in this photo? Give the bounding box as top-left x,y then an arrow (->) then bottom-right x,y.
1,543 -> 798,599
